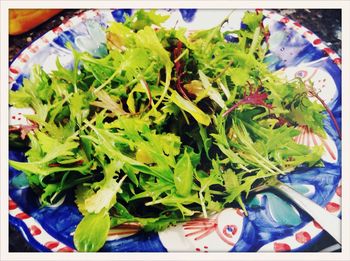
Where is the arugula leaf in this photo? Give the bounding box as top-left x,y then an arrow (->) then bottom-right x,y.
73,210 -> 110,252
124,10 -> 170,30
241,11 -> 263,32
81,162 -> 126,214
174,149 -> 193,197
170,91 -> 211,126
198,70 -> 227,109
199,124 -> 212,159
107,22 -> 136,50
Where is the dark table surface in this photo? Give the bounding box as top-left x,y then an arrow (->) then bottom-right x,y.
9,9 -> 341,252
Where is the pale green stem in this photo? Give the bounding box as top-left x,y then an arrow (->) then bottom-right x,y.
144,65 -> 171,117
174,49 -> 189,63
94,70 -> 119,94
249,27 -> 261,55
199,190 -> 208,218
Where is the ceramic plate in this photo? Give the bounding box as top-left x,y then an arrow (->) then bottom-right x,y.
9,9 -> 341,252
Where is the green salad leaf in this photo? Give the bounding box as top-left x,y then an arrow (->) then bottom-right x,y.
73,210 -> 110,252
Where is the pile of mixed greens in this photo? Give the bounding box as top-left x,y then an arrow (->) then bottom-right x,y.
10,10 -> 328,251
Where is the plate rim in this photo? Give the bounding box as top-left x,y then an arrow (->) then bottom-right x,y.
8,8 -> 342,252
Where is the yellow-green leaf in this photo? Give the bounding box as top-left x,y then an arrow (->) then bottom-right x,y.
170,91 -> 211,126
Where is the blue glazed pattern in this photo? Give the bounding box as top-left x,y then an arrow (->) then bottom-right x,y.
266,21 -> 326,70
179,9 -> 197,22
111,9 -> 133,23
9,9 -> 341,252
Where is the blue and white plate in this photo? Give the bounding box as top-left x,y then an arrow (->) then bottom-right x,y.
9,9 -> 341,252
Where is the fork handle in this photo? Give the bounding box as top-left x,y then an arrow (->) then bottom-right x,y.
275,182 -> 342,244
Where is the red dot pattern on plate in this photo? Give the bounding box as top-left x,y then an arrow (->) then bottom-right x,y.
53,27 -> 63,34
325,202 -> 340,213
77,12 -> 87,21
57,246 -> 74,252
196,247 -> 208,253
293,22 -> 301,27
323,47 -> 335,55
274,242 -> 291,252
313,220 -> 323,229
18,54 -> 29,63
28,45 -> 39,53
30,225 -> 42,236
336,185 -> 342,197
15,212 -> 30,220
295,231 -> 311,244
280,17 -> 289,23
9,67 -> 19,74
333,58 -> 341,65
9,199 -> 17,210
313,39 -> 321,45
42,37 -> 49,43
63,20 -> 73,27
45,241 -> 60,249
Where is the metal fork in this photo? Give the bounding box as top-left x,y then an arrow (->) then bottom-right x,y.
254,180 -> 342,245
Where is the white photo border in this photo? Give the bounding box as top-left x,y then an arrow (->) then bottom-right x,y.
1,1 -> 349,261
